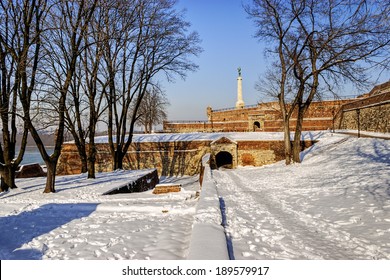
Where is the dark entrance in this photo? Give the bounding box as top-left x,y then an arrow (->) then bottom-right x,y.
215,151 -> 233,169
253,121 -> 261,131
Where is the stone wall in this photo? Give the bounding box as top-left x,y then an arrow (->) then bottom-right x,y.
340,99 -> 390,133
164,99 -> 352,133
57,138 -> 316,176
236,140 -> 315,167
57,141 -> 211,177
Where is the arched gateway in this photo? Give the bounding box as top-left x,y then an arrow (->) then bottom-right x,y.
210,137 -> 238,169
215,151 -> 233,168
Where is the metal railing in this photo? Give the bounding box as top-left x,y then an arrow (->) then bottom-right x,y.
212,104 -> 258,112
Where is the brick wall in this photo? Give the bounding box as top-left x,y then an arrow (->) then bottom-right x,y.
164,99 -> 351,133
57,138 -> 316,176
57,141 -> 211,177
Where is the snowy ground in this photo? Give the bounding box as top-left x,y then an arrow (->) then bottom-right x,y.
0,170 -> 200,260
214,133 -> 390,259
0,131 -> 389,260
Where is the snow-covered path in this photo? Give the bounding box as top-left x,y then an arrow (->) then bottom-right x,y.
213,136 -> 390,260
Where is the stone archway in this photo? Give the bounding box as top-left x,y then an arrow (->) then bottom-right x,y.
253,121 -> 261,131
215,151 -> 233,169
210,137 -> 238,169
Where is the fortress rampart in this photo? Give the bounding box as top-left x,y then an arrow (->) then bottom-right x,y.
57,82 -> 390,177
57,135 -> 316,176
164,99 -> 355,133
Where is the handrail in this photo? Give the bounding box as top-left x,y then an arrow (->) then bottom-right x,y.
212,104 -> 258,112
164,120 -> 208,124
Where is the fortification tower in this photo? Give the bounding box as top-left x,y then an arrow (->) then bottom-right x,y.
236,67 -> 245,109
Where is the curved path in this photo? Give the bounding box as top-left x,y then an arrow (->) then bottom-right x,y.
212,137 -> 390,260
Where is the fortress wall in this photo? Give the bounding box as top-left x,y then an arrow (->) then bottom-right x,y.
211,106 -> 260,122
339,91 -> 390,133
58,138 -> 316,176
164,99 -> 352,133
163,121 -> 250,132
57,141 -> 211,177
163,121 -> 211,133
340,103 -> 390,133
237,140 -> 316,167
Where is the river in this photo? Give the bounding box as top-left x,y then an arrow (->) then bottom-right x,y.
17,146 -> 55,165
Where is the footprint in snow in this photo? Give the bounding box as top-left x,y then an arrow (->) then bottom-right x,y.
89,224 -> 100,229
249,244 -> 257,252
94,250 -> 101,258
242,252 -> 252,257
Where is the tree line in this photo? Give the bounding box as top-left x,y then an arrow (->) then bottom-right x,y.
0,0 -> 201,193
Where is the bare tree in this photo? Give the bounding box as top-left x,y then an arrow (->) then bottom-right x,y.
135,85 -> 169,133
103,0 -> 201,170
62,7 -> 106,178
0,0 -> 47,191
21,0 -> 98,193
82,9 -> 107,179
63,58 -> 89,173
247,0 -> 390,163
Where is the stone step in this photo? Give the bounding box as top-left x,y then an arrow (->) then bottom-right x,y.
152,183 -> 182,194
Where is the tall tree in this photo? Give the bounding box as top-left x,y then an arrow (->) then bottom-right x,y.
20,0 -> 98,193
40,2 -> 107,179
0,0 -> 47,191
103,0 -> 201,170
82,9 -> 106,179
135,85 -> 169,133
247,0 -> 390,163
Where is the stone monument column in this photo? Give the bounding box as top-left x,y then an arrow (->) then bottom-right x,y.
235,67 -> 245,109
207,106 -> 212,122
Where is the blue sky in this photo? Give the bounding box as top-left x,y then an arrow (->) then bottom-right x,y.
162,0 -> 389,122
163,0 -> 266,121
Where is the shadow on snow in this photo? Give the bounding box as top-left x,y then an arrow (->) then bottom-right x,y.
0,203 -> 98,260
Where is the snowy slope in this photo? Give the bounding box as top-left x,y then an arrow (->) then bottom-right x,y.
213,134 -> 390,259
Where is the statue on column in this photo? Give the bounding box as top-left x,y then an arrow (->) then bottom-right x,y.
207,106 -> 212,122
236,67 -> 245,109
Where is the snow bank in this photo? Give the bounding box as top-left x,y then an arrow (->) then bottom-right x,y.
187,166 -> 229,260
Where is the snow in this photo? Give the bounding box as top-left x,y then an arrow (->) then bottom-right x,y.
0,170 -> 200,260
92,130 -> 326,143
335,129 -> 390,139
1,131 -> 389,260
213,133 -> 390,259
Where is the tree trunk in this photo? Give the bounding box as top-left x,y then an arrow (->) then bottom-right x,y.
87,144 -> 96,179
114,150 -> 124,170
0,165 -> 17,192
283,120 -> 292,165
292,107 -> 305,163
80,153 -> 88,174
44,160 -> 57,193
